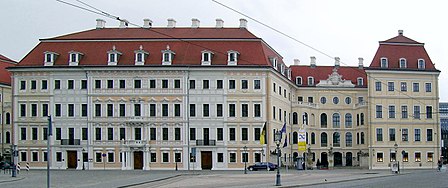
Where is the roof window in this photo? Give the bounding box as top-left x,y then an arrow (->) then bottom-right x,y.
107,45 -> 122,66
161,45 -> 175,65
43,51 -> 59,66
134,45 -> 149,65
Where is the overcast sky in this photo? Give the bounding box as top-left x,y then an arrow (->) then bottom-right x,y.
1,0 -> 446,101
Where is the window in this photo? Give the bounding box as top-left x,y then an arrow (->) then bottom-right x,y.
332,113 -> 340,128
31,80 -> 37,90
292,112 -> 298,124
134,104 -> 141,116
135,128 -> 142,140
162,104 -> 168,117
134,80 -> 142,89
273,106 -> 276,119
390,152 -> 396,162
42,104 -> 49,117
242,128 -> 248,141
241,80 -> 248,89
162,79 -> 169,88
333,132 -> 340,147
241,104 -> 248,117
68,104 -> 74,117
254,80 -> 261,89
175,104 -> 181,117
31,104 -> 37,117
203,104 -> 209,117
415,129 -> 421,141
107,128 -> 113,140
273,83 -> 276,93
189,80 -> 195,89
425,83 -> 432,92
55,127 -> 61,140
388,82 -> 394,91
119,104 -> 125,117
175,128 -> 181,140
375,82 -> 382,91
320,113 -> 327,128
216,104 -> 223,117
414,106 -> 420,119
307,77 -> 314,86
345,97 -> 351,104
357,77 -> 363,86
95,104 -> 101,117
150,128 -> 156,140
150,80 -> 156,88
189,104 -> 196,117
94,80 -> 101,89
95,128 -> 101,140
320,97 -> 327,104
54,80 -> 61,90
380,58 -> 388,68
254,104 -> 261,117
55,104 -> 61,117
174,79 -> 181,88
399,58 -> 407,68
119,128 -> 126,140
311,132 -> 315,144
427,129 -> 433,141
56,152 -> 63,162
151,153 -> 157,163
162,128 -> 168,140
389,128 -> 395,141
403,152 -> 409,162
376,128 -> 383,141
218,153 -> 224,163
418,59 -> 425,69
82,128 -> 88,140
162,153 -> 169,163
296,77 -> 302,85
361,132 -> 365,144
377,153 -> 383,162
108,152 -> 114,163
308,97 -> 314,103
254,128 -> 260,141
32,127 -> 38,140
229,128 -> 236,141
426,106 -> 433,119
413,83 -> 419,92
149,104 -> 156,117
227,51 -> 239,65
376,105 -> 382,118
217,80 -> 223,89
389,105 -> 395,118
67,80 -> 74,89
298,96 -> 303,102
201,51 -> 213,64
217,128 -> 223,141
401,82 -> 407,91
107,80 -> 113,89
229,104 -> 236,117
401,105 -> 408,119
20,127 -> 27,140
41,80 -> 48,90
415,152 -> 421,162
402,128 -> 408,141
202,80 -> 209,89
32,151 -> 38,162
345,113 -> 352,128
428,153 -> 434,162
81,80 -> 87,89
229,153 -> 236,163
333,97 -> 339,104
20,80 -> 26,90
321,132 -> 327,147
229,80 -> 235,89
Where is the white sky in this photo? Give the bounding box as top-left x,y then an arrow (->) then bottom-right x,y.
1,0 -> 447,101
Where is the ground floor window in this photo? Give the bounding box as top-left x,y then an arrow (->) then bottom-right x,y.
415,152 -> 421,162
403,152 -> 409,162
229,153 -> 236,163
217,153 -> 224,163
254,153 -> 261,162
427,152 -> 433,162
21,151 -> 27,162
162,153 -> 169,163
56,152 -> 63,162
32,151 -> 38,162
175,153 -> 181,162
43,152 -> 48,162
151,153 -> 157,162
96,152 -> 102,162
108,152 -> 114,163
376,152 -> 383,162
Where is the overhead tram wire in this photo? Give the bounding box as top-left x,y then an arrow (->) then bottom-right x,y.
212,0 -> 440,116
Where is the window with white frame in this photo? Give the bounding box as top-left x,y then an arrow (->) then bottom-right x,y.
68,51 -> 83,66
227,50 -> 239,65
162,45 -> 175,65
107,46 -> 122,65
357,77 -> 363,86
201,50 -> 214,65
418,59 -> 425,69
296,76 -> 302,85
272,58 -> 278,70
134,45 -> 149,65
380,57 -> 388,68
399,58 -> 407,68
307,77 -> 314,86
43,51 -> 59,66
280,64 -> 285,75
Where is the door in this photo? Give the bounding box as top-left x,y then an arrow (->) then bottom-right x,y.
346,152 -> 353,166
134,151 -> 143,169
334,152 -> 343,166
201,151 -> 212,170
321,152 -> 328,168
67,151 -> 77,169
203,128 -> 209,145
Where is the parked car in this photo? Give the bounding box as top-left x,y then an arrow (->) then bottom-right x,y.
247,162 -> 278,171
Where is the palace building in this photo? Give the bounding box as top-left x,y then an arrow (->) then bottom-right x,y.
0,54 -> 15,162
8,19 -> 440,170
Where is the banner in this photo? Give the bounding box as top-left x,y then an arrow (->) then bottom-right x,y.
298,128 -> 306,151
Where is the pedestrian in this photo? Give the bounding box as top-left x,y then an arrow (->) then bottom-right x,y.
437,160 -> 442,172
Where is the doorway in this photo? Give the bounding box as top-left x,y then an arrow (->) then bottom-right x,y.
67,151 -> 77,169
346,152 -> 352,166
201,151 -> 212,170
334,152 -> 343,166
321,152 -> 328,168
134,151 -> 143,169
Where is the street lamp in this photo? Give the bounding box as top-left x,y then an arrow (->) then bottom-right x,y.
274,130 -> 282,186
394,143 -> 399,173
243,146 -> 247,174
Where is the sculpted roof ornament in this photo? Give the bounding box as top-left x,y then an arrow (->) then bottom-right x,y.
316,68 -> 354,87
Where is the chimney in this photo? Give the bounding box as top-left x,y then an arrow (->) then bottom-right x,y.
143,19 -> 153,28
119,20 -> 128,28
191,18 -> 200,28
96,19 -> 106,29
167,18 -> 176,28
239,18 -> 247,28
310,56 -> 316,68
358,57 -> 364,69
334,57 -> 340,68
398,30 -> 403,35
216,18 -> 224,28
294,59 -> 300,65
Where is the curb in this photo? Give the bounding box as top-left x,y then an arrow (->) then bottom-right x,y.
0,176 -> 26,184
118,173 -> 199,188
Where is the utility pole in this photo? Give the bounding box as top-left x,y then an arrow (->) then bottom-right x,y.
47,116 -> 52,188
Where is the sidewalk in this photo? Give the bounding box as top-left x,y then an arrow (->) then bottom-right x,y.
0,170 -> 25,183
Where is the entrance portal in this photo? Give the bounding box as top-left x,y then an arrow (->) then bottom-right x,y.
201,151 -> 212,170
67,151 -> 77,169
134,151 -> 143,169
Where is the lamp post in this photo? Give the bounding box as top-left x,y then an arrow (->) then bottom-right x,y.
82,149 -> 85,170
175,149 -> 178,171
243,145 -> 247,174
274,130 -> 282,186
394,143 -> 399,173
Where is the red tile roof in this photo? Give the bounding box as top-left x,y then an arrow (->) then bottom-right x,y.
17,27 -> 284,68
290,66 -> 367,88
369,34 -> 437,71
0,54 -> 17,85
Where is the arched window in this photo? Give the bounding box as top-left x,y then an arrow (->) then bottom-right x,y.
380,57 -> 388,68
303,112 -> 308,125
306,132 -> 309,144
346,132 -> 352,147
311,132 -> 316,145
308,76 -> 314,86
6,112 -> 10,124
292,112 -> 298,124
418,59 -> 425,69
296,76 -> 302,85
333,113 -> 340,128
345,113 -> 352,128
361,132 -> 365,144
5,131 -> 10,144
321,132 -> 327,147
357,77 -> 363,86
320,113 -> 327,128
333,132 -> 340,147
399,58 -> 407,68
360,113 -> 365,125
293,132 -> 298,144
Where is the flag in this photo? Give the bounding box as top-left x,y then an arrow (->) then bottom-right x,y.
283,134 -> 288,148
280,122 -> 286,134
260,122 -> 266,145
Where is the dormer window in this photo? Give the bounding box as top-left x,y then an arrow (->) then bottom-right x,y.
68,51 -> 83,66
308,76 -> 314,86
287,69 -> 291,79
418,59 -> 425,70
107,46 -> 122,66
280,64 -> 285,75
380,57 -> 388,68
43,51 -> 59,66
134,45 -> 149,65
399,58 -> 407,68
201,50 -> 214,65
296,76 -> 302,85
357,77 -> 364,86
272,58 -> 278,70
227,50 -> 239,65
161,45 -> 175,65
